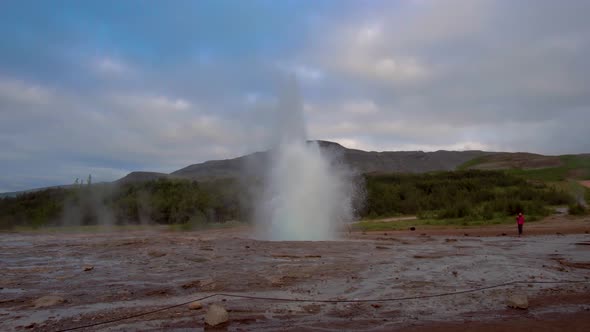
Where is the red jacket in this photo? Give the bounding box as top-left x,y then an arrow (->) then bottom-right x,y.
516,215 -> 525,225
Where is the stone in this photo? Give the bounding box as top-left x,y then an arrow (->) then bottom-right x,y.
507,294 -> 528,309
181,280 -> 201,289
83,265 -> 94,271
188,301 -> 202,310
204,304 -> 229,326
148,251 -> 166,257
200,278 -> 217,291
32,295 -> 65,308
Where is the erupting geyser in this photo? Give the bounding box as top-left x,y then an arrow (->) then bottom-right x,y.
255,77 -> 355,241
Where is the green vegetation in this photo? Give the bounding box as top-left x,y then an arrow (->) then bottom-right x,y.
110,178 -> 244,225
0,179 -> 247,230
0,188 -> 66,229
456,156 -> 489,170
362,170 -> 572,222
568,203 -> 588,216
460,154 -> 590,181
0,169 -> 581,231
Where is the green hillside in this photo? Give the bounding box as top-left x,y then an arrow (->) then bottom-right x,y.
459,154 -> 590,181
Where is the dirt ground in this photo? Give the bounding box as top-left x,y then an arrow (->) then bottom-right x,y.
1,216 -> 589,331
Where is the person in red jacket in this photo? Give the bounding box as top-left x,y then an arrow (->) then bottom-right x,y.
516,212 -> 525,237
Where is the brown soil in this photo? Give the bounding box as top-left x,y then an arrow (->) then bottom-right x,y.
1,215 -> 589,331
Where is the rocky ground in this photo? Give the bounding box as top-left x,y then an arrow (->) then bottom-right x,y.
1,216 -> 589,331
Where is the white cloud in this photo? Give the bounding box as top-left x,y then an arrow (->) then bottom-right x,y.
94,57 -> 131,76
276,62 -> 324,82
312,21 -> 431,83
0,78 -> 54,106
110,94 -> 191,113
2,0 -> 590,192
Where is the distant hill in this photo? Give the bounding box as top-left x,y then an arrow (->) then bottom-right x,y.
458,153 -> 563,170
0,185 -> 75,198
115,171 -> 179,184
117,140 -> 495,183
4,141 -> 589,195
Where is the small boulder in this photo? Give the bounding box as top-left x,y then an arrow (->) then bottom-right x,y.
204,304 -> 229,326
188,301 -> 202,310
148,251 -> 166,258
33,295 -> 65,308
507,294 -> 528,309
83,265 -> 94,271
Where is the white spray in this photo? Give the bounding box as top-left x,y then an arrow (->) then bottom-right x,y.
255,77 -> 354,240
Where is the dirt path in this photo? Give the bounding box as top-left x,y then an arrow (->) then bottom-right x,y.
365,216 -> 418,223
1,219 -> 589,331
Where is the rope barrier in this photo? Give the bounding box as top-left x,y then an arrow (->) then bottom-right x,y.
56,279 -> 589,331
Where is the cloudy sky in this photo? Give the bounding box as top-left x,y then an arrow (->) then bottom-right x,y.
1,0 -> 590,192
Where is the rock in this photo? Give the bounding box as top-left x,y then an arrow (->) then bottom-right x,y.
181,280 -> 201,289
409,227 -> 416,231
204,304 -> 229,326
83,265 -> 94,271
200,278 -> 216,290
507,294 -> 528,309
148,251 -> 166,258
33,295 -> 65,308
267,276 -> 284,286
188,301 -> 202,310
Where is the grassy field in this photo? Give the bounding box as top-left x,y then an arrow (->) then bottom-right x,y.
456,155 -> 489,171
460,154 -> 590,181
354,216 -> 516,231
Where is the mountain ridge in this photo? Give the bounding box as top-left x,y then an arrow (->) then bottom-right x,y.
3,141 -> 588,196
118,140 -> 495,183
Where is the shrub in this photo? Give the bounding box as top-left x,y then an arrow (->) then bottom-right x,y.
569,203 -> 588,215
